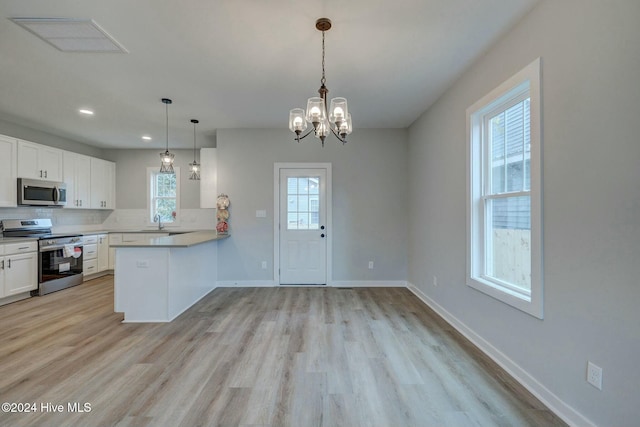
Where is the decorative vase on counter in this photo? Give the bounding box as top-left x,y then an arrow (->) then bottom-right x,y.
216,194 -> 230,235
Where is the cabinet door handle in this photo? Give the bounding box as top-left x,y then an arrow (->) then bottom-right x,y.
39,170 -> 43,177
7,259 -> 10,268
44,170 -> 48,178
1,260 -> 4,270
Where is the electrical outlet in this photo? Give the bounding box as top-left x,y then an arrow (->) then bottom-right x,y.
261,261 -> 267,269
587,361 -> 603,390
433,275 -> 438,287
136,260 -> 149,268
368,261 -> 374,269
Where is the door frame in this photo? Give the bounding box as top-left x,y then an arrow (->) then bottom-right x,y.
274,162 -> 332,286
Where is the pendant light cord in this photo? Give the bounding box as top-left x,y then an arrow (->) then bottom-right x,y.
193,121 -> 197,162
165,102 -> 169,152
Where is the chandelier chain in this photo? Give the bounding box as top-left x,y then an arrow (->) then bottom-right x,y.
321,30 -> 326,86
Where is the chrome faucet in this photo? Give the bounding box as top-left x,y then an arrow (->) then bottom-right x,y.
153,214 -> 164,230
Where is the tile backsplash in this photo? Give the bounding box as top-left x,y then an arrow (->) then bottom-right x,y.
0,207 -> 216,233
100,209 -> 217,231
0,207 -> 111,228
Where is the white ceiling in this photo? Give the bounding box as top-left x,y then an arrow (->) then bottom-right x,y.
0,0 -> 538,150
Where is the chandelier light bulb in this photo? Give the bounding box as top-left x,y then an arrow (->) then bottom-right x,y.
289,108 -> 308,138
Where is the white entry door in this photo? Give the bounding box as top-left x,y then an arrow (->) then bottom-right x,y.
279,167 -> 328,285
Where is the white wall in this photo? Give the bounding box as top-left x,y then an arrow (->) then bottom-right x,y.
215,128 -> 408,284
103,149 -> 202,209
407,0 -> 640,425
0,118 -> 105,158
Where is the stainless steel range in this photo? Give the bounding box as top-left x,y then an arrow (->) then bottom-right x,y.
1,219 -> 83,295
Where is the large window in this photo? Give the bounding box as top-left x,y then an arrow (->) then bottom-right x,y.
467,58 -> 542,318
148,167 -> 180,225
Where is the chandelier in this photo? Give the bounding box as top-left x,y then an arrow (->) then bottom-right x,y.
289,18 -> 352,146
189,119 -> 201,180
159,98 -> 175,174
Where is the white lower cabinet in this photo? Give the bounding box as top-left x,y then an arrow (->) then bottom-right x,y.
83,234 -> 110,280
97,234 -> 109,272
1,241 -> 38,299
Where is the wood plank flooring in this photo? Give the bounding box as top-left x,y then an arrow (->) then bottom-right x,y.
0,277 -> 566,427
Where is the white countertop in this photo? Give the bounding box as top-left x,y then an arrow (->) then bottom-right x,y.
110,230 -> 229,248
0,237 -> 39,244
79,229 -> 201,235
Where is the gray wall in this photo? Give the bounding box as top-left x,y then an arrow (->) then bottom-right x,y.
216,128 -> 408,283
407,0 -> 640,425
103,149 -> 202,209
0,118 -> 106,158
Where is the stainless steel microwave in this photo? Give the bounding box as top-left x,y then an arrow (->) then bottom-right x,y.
17,178 -> 67,207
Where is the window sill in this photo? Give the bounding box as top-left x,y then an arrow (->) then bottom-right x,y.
467,276 -> 543,319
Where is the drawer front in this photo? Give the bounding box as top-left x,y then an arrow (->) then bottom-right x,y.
83,243 -> 98,260
3,241 -> 38,255
83,259 -> 98,276
83,235 -> 99,244
122,233 -> 148,242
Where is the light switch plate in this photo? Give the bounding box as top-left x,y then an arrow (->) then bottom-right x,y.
256,210 -> 267,218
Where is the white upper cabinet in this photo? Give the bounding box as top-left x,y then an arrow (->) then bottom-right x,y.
90,158 -> 116,209
0,135 -> 18,207
63,151 -> 92,209
17,140 -> 63,181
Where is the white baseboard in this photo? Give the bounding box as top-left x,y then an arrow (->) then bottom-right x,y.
407,283 -> 596,427
331,280 -> 407,288
216,280 -> 407,288
216,280 -> 276,287
0,292 -> 31,307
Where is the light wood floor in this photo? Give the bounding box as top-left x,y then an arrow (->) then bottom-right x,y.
0,277 -> 566,427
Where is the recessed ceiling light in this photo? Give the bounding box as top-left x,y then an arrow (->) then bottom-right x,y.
142,135 -> 152,141
79,109 -> 94,115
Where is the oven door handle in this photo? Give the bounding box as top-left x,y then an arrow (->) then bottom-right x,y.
53,186 -> 60,204
40,244 -> 83,252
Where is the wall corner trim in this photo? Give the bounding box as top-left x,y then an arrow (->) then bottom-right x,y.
407,283 -> 597,427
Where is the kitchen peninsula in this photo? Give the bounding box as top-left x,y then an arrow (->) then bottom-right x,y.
112,231 -> 228,322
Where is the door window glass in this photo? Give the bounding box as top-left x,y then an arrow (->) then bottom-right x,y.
287,176 -> 320,230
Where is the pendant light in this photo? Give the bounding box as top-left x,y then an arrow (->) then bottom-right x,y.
189,119 -> 201,180
159,98 -> 175,174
